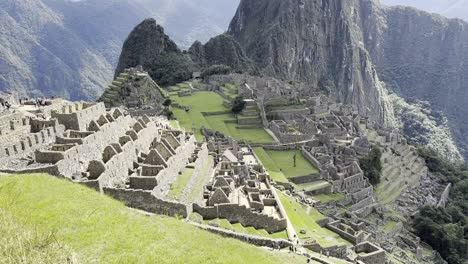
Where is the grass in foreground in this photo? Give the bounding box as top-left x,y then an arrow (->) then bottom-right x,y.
167,168 -> 194,201
0,174 -> 305,264
0,209 -> 72,263
277,191 -> 350,248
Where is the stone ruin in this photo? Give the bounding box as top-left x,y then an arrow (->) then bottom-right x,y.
0,99 -> 200,218
193,147 -> 288,234
98,66 -> 164,115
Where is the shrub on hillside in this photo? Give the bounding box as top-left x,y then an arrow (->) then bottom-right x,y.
145,53 -> 194,87
359,146 -> 382,185
201,65 -> 232,78
412,147 -> 468,264
231,96 -> 246,115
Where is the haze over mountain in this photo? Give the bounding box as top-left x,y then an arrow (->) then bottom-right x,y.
0,0 -> 239,100
382,0 -> 468,22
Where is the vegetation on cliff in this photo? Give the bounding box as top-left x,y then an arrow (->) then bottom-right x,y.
413,148 -> 468,264
115,19 -> 195,87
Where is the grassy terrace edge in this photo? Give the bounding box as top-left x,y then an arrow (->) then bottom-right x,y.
0,174 -> 305,264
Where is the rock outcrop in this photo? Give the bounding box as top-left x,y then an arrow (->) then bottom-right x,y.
114,18 -> 195,87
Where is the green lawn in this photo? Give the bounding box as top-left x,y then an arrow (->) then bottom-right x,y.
169,120 -> 180,129
262,149 -> 319,178
0,175 -> 305,263
169,91 -> 273,143
187,157 -> 213,203
167,168 -> 194,201
170,91 -> 226,140
253,147 -> 289,184
277,191 -> 350,248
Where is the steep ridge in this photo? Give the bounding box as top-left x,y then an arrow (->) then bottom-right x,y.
362,3 -> 468,159
227,0 -> 391,124
114,18 -> 194,87
0,0 -> 113,100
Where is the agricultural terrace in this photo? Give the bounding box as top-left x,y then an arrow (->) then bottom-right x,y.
167,87 -> 274,143
0,174 -> 305,264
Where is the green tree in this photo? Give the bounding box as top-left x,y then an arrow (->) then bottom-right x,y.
162,98 -> 172,108
412,147 -> 468,264
163,109 -> 174,120
231,96 -> 246,115
145,53 -> 194,87
359,146 -> 382,185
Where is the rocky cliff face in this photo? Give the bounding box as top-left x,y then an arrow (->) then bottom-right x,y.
228,0 -> 391,124
361,3 -> 468,159
228,0 -> 467,160
189,34 -> 254,72
193,34 -> 254,72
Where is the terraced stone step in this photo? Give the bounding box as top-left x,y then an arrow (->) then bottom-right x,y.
236,124 -> 263,129
112,81 -> 123,87
295,180 -> 332,195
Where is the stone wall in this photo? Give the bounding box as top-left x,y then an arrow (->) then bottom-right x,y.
349,196 -> 374,212
326,220 -> 364,245
1,123 -> 65,163
193,203 -> 287,233
51,102 -> 107,131
355,242 -> 386,264
98,122 -> 162,188
153,136 -> 197,194
289,174 -> 322,185
103,187 -> 188,218
437,183 -> 451,208
301,147 -> 323,171
190,222 -> 292,249
34,113 -> 137,178
0,164 -> 60,175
